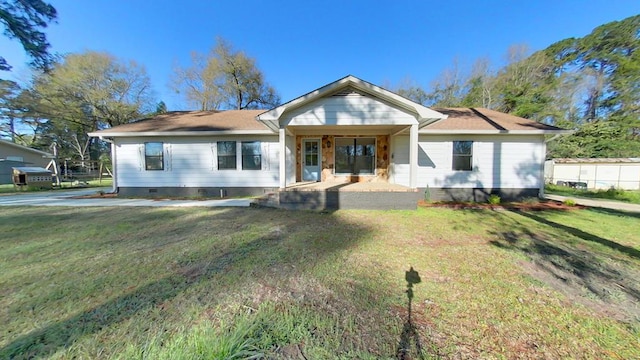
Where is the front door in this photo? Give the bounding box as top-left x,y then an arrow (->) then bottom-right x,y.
302,139 -> 321,181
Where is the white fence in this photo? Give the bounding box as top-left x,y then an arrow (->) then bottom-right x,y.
544,159 -> 640,190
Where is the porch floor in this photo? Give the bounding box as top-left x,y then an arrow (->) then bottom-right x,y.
283,181 -> 416,192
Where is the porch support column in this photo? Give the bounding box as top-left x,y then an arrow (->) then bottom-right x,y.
111,141 -> 118,193
539,139 -> 547,198
279,127 -> 286,189
409,123 -> 418,189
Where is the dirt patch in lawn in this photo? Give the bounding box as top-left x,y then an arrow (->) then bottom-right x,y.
488,210 -> 640,324
419,200 -> 584,211
518,259 -> 640,323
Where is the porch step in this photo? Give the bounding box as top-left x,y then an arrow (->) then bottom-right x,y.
254,189 -> 420,210
252,191 -> 280,208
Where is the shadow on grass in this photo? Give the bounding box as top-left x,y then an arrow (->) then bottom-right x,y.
487,210 -> 640,322
514,210 -> 640,260
586,206 -> 640,220
397,267 -> 424,360
0,207 -> 374,359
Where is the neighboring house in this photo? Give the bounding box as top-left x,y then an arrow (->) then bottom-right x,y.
0,139 -> 54,184
545,158 -> 640,190
90,75 -> 569,206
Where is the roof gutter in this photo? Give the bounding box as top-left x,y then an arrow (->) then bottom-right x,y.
94,135 -> 114,143
88,129 -> 276,137
419,129 -> 574,135
545,130 -> 574,143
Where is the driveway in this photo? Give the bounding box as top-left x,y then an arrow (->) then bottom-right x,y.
544,194 -> 640,213
0,188 -> 252,207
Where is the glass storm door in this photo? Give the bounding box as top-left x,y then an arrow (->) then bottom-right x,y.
302,139 -> 321,181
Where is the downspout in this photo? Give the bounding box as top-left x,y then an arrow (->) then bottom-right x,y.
98,136 -> 118,194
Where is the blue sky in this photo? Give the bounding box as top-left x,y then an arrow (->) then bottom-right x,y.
1,0 -> 639,110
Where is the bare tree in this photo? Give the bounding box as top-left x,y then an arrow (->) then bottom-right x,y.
427,57 -> 466,107
389,77 -> 429,105
171,37 -> 280,111
170,51 -> 223,111
33,51 -> 155,160
463,57 -> 494,108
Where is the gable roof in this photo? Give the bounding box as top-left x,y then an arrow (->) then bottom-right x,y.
90,110 -> 272,137
256,75 -> 447,131
89,78 -> 569,138
0,139 -> 54,158
423,108 -> 570,134
90,107 -> 569,137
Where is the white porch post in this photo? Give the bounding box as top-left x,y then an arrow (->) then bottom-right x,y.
409,123 -> 418,189
279,127 -> 286,189
111,141 -> 118,193
539,139 -> 547,198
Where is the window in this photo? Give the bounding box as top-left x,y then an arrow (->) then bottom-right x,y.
144,142 -> 164,170
452,141 -> 473,171
217,141 -> 237,170
335,137 -> 375,174
242,141 -> 262,170
304,141 -> 319,166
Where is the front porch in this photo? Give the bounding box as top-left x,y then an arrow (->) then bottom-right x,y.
283,181 -> 414,192
257,181 -> 420,210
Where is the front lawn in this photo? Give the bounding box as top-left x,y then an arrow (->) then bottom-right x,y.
0,206 -> 638,359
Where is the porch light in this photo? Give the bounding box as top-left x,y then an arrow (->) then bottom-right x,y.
326,140 -> 331,148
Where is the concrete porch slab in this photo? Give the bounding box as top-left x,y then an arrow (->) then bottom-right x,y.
283,181 -> 415,192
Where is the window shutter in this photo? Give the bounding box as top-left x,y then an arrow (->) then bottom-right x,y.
211,143 -> 217,171
262,142 -> 268,171
165,143 -> 172,171
138,144 -> 144,171
237,141 -> 242,169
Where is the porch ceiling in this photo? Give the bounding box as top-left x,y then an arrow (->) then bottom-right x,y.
287,124 -> 409,135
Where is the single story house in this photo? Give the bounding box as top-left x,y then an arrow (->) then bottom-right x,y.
545,158 -> 640,190
0,139 -> 54,184
90,75 -> 569,208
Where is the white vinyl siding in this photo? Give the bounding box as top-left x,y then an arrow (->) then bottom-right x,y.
283,95 -> 416,126
392,134 -> 545,189
114,136 -> 279,188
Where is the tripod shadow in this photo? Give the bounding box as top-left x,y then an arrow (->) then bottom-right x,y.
397,266 -> 425,360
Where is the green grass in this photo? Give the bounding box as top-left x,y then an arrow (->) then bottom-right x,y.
546,184 -> 640,204
0,178 -> 112,194
1,206 -> 639,359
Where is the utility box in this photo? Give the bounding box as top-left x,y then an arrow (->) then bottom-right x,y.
12,167 -> 53,190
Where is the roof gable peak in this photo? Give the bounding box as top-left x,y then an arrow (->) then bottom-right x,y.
257,75 -> 446,130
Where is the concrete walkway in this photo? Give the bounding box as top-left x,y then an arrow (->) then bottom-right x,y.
544,194 -> 640,213
0,187 -> 252,207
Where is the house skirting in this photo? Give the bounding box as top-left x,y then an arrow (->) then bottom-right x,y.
116,186 -> 538,205
422,187 -> 540,202
117,186 -> 277,198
